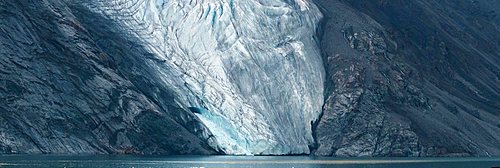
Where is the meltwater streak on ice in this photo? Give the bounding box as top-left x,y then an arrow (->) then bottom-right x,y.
84,0 -> 324,155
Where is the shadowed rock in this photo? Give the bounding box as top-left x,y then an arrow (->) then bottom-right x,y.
312,0 -> 500,156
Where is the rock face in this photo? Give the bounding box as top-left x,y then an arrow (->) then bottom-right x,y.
1,0 -> 499,156
0,0 -> 216,154
312,0 -> 500,156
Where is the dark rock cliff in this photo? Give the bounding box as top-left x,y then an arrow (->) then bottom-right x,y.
0,0 -> 216,154
312,0 -> 500,156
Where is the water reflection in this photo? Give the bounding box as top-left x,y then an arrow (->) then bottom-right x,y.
0,155 -> 498,168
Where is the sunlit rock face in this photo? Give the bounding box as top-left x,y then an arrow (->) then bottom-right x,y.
0,0 -> 217,155
84,0 -> 324,155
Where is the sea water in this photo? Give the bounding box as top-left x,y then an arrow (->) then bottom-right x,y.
0,155 -> 498,168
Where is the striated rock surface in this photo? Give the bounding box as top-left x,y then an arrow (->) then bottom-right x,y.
0,0 -> 216,154
312,0 -> 500,156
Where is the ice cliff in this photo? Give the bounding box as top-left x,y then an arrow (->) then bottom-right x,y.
83,0 -> 324,155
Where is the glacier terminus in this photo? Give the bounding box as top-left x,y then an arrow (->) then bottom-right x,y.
85,0 -> 325,155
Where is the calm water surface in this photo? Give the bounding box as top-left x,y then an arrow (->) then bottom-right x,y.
0,155 -> 499,168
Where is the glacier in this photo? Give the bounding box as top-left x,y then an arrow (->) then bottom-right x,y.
82,0 -> 324,155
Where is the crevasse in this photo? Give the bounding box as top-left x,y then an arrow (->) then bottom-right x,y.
85,0 -> 324,155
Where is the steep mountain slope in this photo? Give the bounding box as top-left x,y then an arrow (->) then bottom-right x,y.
0,0 -> 216,154
313,0 -> 500,156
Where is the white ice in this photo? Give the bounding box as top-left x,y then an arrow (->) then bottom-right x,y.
84,0 -> 324,155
